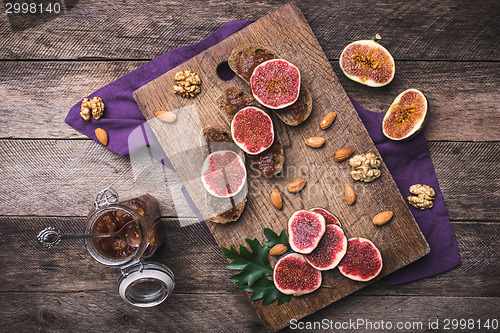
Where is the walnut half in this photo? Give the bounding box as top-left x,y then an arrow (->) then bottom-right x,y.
408,184 -> 435,209
80,97 -> 105,121
349,152 -> 381,182
173,70 -> 202,98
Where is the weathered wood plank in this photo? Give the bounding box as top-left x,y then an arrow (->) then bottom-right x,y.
0,140 -> 497,220
0,140 -> 194,217
428,142 -> 500,222
0,291 -> 263,333
0,0 -> 498,61
0,291 -> 497,333
280,296 -> 500,333
0,218 -> 497,299
0,61 -> 498,141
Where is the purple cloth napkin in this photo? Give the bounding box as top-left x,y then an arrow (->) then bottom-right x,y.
65,20 -> 460,284
350,98 -> 461,284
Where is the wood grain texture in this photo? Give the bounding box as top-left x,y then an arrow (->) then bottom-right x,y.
428,141 -> 500,221
0,140 -> 497,221
0,139 -> 194,218
0,291 -> 498,333
0,61 -> 143,139
1,0 -> 498,61
0,292 -> 263,333
0,0 -> 497,330
133,4 -> 429,330
0,217 -> 497,298
1,61 -> 498,141
279,296 -> 500,333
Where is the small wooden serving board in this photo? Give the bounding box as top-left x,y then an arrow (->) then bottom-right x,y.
134,3 -> 429,331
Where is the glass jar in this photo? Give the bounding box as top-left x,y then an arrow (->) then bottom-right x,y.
85,188 -> 174,307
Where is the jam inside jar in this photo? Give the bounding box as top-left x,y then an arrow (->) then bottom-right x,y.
93,210 -> 141,258
85,193 -> 164,266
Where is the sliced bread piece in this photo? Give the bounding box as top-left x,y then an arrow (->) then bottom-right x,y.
201,126 -> 247,224
228,44 -> 278,82
209,198 -> 247,224
273,85 -> 313,126
216,86 -> 256,115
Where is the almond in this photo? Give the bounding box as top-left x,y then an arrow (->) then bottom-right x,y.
155,111 -> 177,123
305,137 -> 326,148
373,211 -> 394,226
269,244 -> 287,256
287,179 -> 306,193
345,185 -> 356,205
95,128 -> 108,146
334,148 -> 354,162
270,189 -> 283,209
320,112 -> 336,129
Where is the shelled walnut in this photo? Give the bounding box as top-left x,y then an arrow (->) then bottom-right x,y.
80,97 -> 105,121
349,152 -> 381,182
408,184 -> 435,209
173,70 -> 202,98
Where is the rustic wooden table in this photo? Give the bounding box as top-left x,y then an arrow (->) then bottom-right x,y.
0,1 -> 498,332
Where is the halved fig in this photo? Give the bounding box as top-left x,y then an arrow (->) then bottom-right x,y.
201,127 -> 247,224
339,37 -> 395,87
273,253 -> 322,296
231,106 -> 274,155
309,208 -> 341,227
228,45 -> 311,126
250,59 -> 301,109
382,89 -> 428,140
304,225 -> 347,271
288,210 -> 326,254
216,88 -> 285,176
201,150 -> 247,198
338,237 -> 383,282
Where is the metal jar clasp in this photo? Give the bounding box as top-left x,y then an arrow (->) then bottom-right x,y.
94,187 -> 119,209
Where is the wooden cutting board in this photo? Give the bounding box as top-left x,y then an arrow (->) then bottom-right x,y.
134,2 -> 429,331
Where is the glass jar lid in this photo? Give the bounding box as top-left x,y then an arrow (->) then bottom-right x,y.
118,261 -> 175,307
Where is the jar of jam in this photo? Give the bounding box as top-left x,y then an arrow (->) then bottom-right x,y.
85,188 -> 174,307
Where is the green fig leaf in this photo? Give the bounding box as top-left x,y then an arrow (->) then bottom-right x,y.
221,238 -> 272,287
220,231 -> 292,306
240,278 -> 292,306
263,228 -> 290,254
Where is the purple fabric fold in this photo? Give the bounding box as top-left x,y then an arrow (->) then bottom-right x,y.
65,20 -> 255,156
350,98 -> 461,284
65,20 -> 460,284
